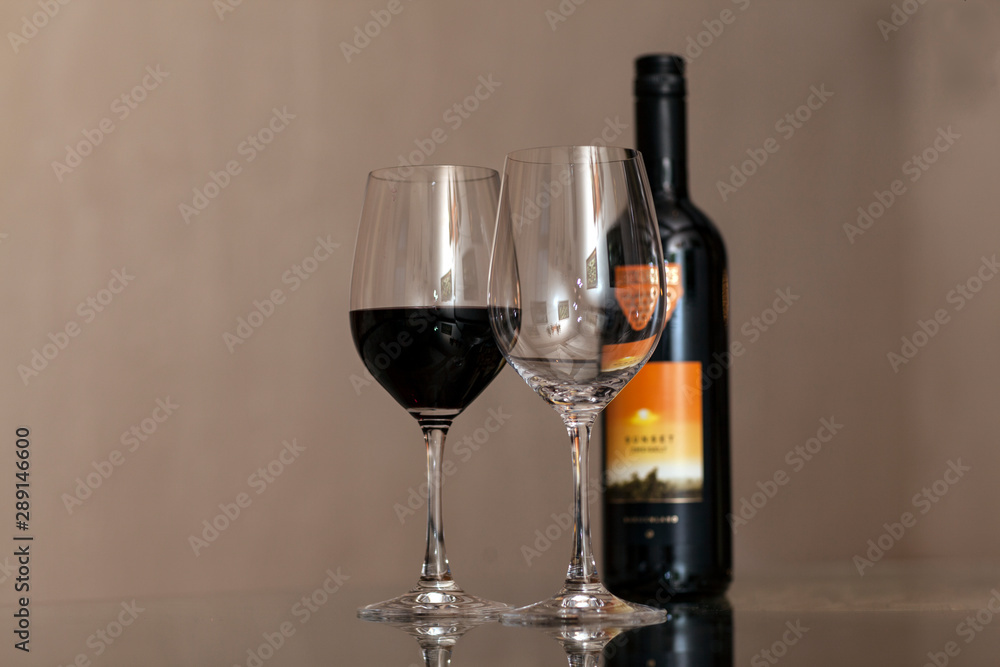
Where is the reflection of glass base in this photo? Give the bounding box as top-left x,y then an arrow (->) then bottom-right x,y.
358,580 -> 508,621
500,583 -> 666,626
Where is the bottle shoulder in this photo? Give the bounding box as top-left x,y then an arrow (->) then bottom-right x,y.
655,196 -> 727,265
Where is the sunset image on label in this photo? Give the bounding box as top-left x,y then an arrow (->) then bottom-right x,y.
605,361 -> 704,502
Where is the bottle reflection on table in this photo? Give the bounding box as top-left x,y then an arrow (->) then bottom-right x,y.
363,600 -> 732,666
602,599 -> 733,667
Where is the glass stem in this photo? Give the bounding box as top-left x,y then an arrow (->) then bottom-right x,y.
566,654 -> 601,667
421,646 -> 452,667
419,423 -> 454,585
566,421 -> 599,586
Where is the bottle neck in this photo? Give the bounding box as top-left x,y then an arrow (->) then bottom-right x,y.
636,93 -> 688,200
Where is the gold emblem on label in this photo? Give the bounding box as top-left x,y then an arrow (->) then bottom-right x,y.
615,265 -> 660,331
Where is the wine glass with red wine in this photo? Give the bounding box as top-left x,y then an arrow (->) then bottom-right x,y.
488,146 -> 668,625
349,165 -> 508,620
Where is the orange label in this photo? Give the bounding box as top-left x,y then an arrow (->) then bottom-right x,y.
663,262 -> 683,324
604,361 -> 703,503
600,337 -> 657,372
614,265 -> 660,331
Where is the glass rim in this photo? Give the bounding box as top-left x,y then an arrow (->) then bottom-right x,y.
504,145 -> 640,166
368,164 -> 499,184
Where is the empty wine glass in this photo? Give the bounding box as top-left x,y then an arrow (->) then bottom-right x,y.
350,165 -> 508,619
488,146 -> 668,624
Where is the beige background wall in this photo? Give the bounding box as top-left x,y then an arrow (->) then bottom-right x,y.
0,0 -> 997,604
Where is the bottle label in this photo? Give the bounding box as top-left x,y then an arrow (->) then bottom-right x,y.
663,261 -> 684,322
614,264 -> 660,331
604,360 -> 704,503
600,264 -> 662,372
600,338 -> 657,372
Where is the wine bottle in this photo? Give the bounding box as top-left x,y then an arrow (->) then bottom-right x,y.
602,53 -> 732,601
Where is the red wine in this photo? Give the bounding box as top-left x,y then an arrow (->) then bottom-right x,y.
349,306 -> 504,417
602,54 -> 732,601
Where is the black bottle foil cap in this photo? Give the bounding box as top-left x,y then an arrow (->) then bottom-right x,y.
635,53 -> 686,96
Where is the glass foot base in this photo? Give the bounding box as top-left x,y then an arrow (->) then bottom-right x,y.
500,583 -> 667,626
358,581 -> 508,621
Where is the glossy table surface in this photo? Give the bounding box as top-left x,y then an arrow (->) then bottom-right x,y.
10,561 -> 1000,666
